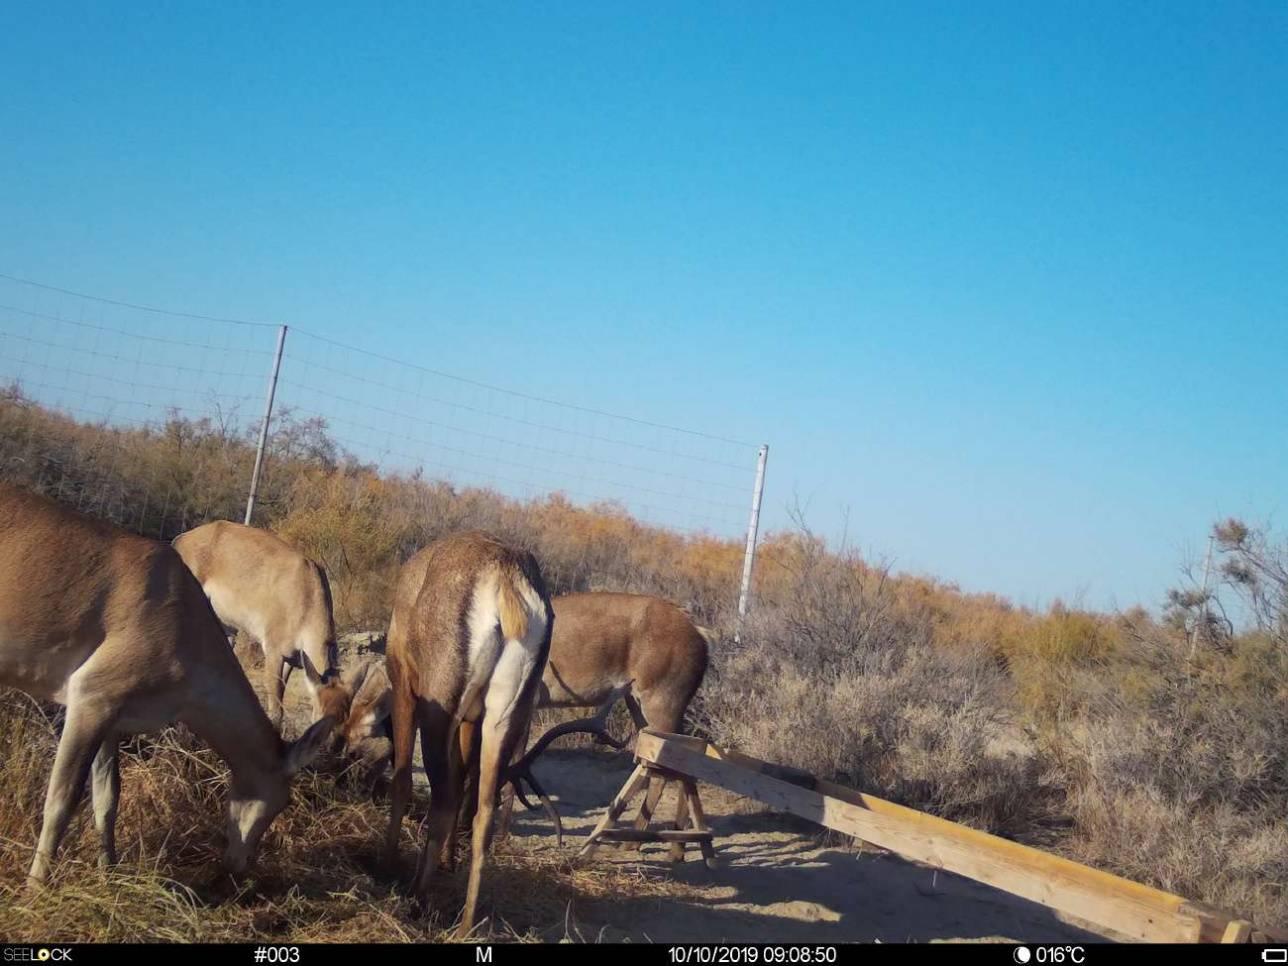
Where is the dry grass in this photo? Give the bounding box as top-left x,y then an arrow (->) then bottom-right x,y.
0,691 -> 683,943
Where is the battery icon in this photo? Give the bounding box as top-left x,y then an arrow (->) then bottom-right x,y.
1261,950 -> 1287,963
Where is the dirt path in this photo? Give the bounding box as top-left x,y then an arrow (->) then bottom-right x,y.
503,749 -> 1107,944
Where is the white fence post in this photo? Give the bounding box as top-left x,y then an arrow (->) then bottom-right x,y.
244,324 -> 288,526
735,443 -> 769,639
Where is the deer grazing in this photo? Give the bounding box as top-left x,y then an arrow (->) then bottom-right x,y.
382,531 -> 553,938
0,483 -> 337,885
502,592 -> 712,843
337,657 -> 394,771
173,520 -> 341,730
539,592 -> 711,733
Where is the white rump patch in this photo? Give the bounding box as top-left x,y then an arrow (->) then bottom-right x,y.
459,569 -> 548,727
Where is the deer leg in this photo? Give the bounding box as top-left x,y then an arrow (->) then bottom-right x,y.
457,703 -> 516,939
383,669 -> 417,873
640,692 -> 685,737
90,734 -> 120,868
262,654 -> 289,732
29,698 -> 114,886
413,703 -> 459,903
442,718 -> 476,872
495,716 -> 531,845
459,650 -> 536,940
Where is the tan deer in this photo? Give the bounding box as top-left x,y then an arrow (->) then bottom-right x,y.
173,520 -> 340,730
539,592 -> 711,733
382,531 -> 552,938
0,483 -> 337,885
501,592 -> 712,842
337,658 -> 393,772
343,592 -> 712,845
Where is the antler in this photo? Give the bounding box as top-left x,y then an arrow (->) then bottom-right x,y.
505,686 -> 631,846
510,767 -> 565,847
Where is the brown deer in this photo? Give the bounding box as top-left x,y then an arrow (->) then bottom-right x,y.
342,592 -> 712,845
539,592 -> 712,733
337,657 -> 394,772
173,520 -> 341,730
501,592 -> 712,842
382,531 -> 553,938
0,483 -> 337,885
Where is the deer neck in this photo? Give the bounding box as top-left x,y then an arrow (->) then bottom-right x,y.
179,672 -> 284,791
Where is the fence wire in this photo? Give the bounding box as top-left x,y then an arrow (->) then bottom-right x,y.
0,274 -> 761,541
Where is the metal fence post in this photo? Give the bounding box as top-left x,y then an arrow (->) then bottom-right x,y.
1188,533 -> 1215,659
735,443 -> 769,639
244,324 -> 288,526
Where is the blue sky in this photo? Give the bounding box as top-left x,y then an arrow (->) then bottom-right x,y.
2,2 -> 1285,611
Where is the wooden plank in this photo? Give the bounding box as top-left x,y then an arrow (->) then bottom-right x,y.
1221,920 -> 1253,943
720,748 -> 817,789
632,777 -> 667,831
683,779 -> 721,870
703,741 -> 1247,942
635,731 -> 1239,943
642,730 -> 707,753
580,763 -> 651,857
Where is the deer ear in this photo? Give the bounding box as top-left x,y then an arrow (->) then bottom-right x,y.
284,716 -> 336,777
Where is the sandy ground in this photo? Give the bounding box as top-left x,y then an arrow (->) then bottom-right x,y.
502,749 -> 1107,944
264,634 -> 1110,944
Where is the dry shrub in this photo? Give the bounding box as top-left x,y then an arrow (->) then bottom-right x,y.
698,534 -> 1059,838
1041,626 -> 1288,927
0,385 -> 337,541
1002,607 -> 1124,725
703,646 -> 1057,835
272,469 -> 419,630
1064,786 -> 1287,927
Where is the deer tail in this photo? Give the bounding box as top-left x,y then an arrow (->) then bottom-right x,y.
496,570 -> 531,642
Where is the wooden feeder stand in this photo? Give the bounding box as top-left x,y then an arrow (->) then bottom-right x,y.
579,756 -> 720,869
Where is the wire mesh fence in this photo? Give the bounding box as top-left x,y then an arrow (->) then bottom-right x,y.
0,273 -> 764,552
275,327 -> 758,538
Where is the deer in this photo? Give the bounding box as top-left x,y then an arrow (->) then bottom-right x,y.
538,592 -> 712,735
336,657 -> 394,775
382,531 -> 553,938
0,482 -> 339,886
172,520 -> 341,731
499,591 -> 712,845
342,591 -> 712,846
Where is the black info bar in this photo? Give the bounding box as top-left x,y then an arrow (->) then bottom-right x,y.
1,944 -> 1284,965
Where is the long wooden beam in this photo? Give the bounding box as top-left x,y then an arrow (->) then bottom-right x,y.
634,730 -> 1250,943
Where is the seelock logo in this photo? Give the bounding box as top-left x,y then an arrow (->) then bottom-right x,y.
3,949 -> 73,962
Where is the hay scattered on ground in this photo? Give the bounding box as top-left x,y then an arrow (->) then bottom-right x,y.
0,691 -> 684,943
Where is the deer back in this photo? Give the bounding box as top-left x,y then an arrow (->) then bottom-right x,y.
387,531 -> 550,709
544,592 -> 707,704
173,521 -> 335,666
0,484 -> 280,746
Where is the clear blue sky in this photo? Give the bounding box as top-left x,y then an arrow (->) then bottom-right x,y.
2,2 -> 1285,612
